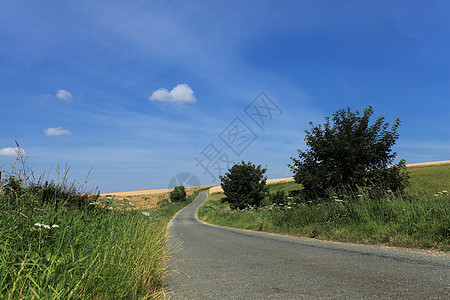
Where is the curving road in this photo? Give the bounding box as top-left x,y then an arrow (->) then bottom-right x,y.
166,191 -> 449,299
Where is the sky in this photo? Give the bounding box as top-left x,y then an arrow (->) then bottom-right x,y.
1,1 -> 449,193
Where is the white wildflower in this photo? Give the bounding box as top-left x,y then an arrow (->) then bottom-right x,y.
358,194 -> 363,197
34,223 -> 57,229
334,199 -> 344,202
52,224 -> 59,228
442,190 -> 448,193
433,194 -> 439,197
142,212 -> 150,216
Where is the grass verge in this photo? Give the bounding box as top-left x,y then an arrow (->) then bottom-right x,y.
0,160 -> 200,299
198,165 -> 449,251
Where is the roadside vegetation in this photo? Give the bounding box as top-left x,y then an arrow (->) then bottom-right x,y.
198,164 -> 449,250
198,107 -> 449,251
0,158 -> 198,299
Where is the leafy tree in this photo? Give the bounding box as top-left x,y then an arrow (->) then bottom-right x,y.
289,106 -> 409,200
220,161 -> 268,210
170,185 -> 186,202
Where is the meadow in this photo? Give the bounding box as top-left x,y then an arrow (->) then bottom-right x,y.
198,164 -> 449,251
0,161 -> 200,299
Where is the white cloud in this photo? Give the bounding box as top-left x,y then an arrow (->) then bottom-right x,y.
44,127 -> 72,136
149,84 -> 196,104
56,89 -> 73,102
0,147 -> 27,157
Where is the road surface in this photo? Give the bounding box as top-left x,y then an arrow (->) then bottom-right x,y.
166,191 -> 449,299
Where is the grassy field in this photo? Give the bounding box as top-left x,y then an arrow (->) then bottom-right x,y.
198,165 -> 449,251
0,162 -> 200,299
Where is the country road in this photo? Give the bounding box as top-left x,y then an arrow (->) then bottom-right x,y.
166,191 -> 449,299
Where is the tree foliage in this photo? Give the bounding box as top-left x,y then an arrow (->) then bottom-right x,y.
220,161 -> 268,210
170,185 -> 186,202
289,106 -> 409,200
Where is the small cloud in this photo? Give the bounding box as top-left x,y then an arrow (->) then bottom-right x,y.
149,84 -> 196,104
0,147 -> 27,157
56,89 -> 73,102
44,127 -> 72,136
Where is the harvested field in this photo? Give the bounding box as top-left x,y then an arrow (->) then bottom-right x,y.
99,160 -> 450,203
99,185 -> 216,209
209,177 -> 295,194
406,160 -> 450,168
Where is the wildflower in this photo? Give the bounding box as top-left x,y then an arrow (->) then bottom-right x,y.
442,190 -> 448,193
334,199 -> 344,202
34,223 -> 58,229
107,207 -> 114,210
357,194 -> 363,197
142,212 -> 150,216
433,194 -> 439,197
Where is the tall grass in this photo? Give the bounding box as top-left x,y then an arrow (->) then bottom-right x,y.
0,157 -> 199,298
198,165 -> 449,250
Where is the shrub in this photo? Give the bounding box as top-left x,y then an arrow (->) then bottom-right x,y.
170,185 -> 186,202
269,190 -> 288,205
219,161 -> 268,210
289,106 -> 409,201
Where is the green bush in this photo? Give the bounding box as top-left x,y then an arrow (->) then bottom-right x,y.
289,106 -> 409,201
220,161 -> 269,210
269,190 -> 288,205
170,185 -> 186,202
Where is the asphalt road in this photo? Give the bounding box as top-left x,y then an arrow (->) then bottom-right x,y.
166,191 -> 449,299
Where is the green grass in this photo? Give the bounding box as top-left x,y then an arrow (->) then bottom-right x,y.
198,165 -> 449,251
0,160 -> 200,299
406,164 -> 450,194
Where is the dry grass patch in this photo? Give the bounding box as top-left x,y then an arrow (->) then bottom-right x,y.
99,186 -> 215,209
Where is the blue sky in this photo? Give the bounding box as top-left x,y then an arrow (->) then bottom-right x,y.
1,1 -> 449,193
